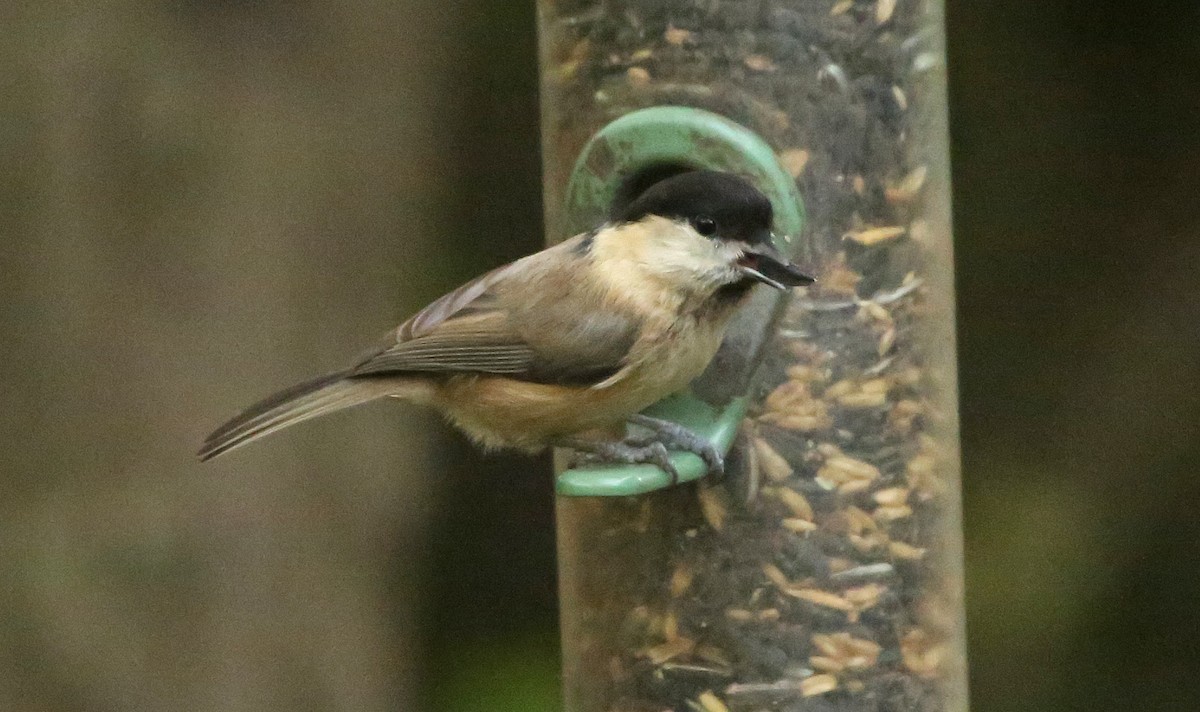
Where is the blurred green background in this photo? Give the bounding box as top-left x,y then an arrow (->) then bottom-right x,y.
2,1 -> 1197,711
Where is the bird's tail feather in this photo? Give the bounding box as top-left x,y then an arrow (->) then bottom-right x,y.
199,371 -> 391,462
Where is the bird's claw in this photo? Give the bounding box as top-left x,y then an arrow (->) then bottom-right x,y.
571,440 -> 680,484
627,414 -> 725,477
558,415 -> 722,487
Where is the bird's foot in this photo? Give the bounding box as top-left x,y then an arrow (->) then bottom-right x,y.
558,438 -> 680,484
628,414 -> 724,477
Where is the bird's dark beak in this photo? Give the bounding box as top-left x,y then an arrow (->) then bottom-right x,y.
737,243 -> 815,290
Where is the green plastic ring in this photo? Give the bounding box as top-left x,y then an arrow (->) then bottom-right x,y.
564,106 -> 805,243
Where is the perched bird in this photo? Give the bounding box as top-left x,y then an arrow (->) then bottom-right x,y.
199,170 -> 813,478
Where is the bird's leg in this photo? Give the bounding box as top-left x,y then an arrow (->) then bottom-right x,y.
555,436 -> 680,484
627,414 -> 724,476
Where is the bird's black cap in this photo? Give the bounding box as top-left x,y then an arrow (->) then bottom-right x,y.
615,170 -> 774,245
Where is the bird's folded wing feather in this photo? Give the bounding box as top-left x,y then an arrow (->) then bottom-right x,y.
349,240 -> 640,386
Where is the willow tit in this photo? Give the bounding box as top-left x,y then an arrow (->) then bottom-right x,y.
199,170 -> 813,478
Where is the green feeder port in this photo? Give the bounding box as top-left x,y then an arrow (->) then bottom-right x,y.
555,107 -> 806,497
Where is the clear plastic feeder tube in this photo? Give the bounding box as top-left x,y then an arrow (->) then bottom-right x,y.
540,1 -> 966,710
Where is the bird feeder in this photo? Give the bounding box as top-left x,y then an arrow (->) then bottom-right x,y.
540,1 -> 967,710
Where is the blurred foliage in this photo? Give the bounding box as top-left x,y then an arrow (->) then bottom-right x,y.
432,630 -> 560,712
2,0 -> 1198,711
948,1 -> 1200,710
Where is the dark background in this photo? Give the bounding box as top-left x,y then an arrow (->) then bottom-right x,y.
2,1 -> 1198,710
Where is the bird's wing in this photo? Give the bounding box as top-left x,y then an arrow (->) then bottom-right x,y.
350,239 -> 640,385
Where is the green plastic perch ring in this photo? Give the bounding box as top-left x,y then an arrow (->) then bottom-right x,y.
555,106 -> 805,497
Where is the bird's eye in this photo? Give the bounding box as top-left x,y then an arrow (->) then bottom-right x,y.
693,216 -> 717,236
